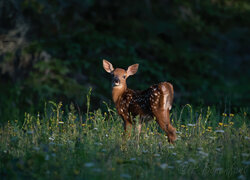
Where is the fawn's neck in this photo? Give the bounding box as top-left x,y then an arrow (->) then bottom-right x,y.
112,84 -> 127,105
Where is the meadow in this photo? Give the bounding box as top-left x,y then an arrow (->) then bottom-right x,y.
0,92 -> 249,180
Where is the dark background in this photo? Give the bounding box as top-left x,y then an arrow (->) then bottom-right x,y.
0,0 -> 250,122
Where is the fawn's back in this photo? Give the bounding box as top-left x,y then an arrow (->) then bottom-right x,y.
116,82 -> 174,123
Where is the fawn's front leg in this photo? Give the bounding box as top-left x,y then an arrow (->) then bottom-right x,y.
122,116 -> 133,138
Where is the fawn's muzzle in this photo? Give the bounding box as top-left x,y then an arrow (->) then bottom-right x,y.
112,77 -> 120,86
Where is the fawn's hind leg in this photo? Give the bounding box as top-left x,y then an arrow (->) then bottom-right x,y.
153,108 -> 176,144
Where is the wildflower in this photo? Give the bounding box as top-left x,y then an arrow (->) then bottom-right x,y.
224,124 -> 228,127
214,168 -> 223,173
154,153 -> 160,157
49,136 -> 55,141
197,147 -> 203,151
242,161 -> 250,165
94,142 -> 102,146
33,147 -> 40,151
188,158 -> 196,163
241,153 -> 249,157
120,174 -> 131,178
229,113 -> 234,117
218,122 -> 223,126
147,127 -> 149,131
167,166 -> 174,169
181,125 -> 186,128
215,130 -> 224,133
238,175 -> 246,180
84,162 -> 94,167
92,168 -> 102,172
82,124 -> 86,127
160,163 -> 167,170
198,151 -> 209,157
45,154 -> 50,161
168,145 -> 175,149
208,126 -> 212,129
27,130 -> 34,134
58,121 -> 64,124
74,169 -> 80,175
229,122 -> 234,125
206,129 -> 212,132
222,113 -> 227,117
245,136 -> 250,140
216,148 -> 221,152
130,158 -> 136,161
187,123 -> 196,127
209,136 -> 216,140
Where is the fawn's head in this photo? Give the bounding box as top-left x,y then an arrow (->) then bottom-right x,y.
103,59 -> 139,89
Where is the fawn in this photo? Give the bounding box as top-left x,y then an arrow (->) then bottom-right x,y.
103,60 -> 176,143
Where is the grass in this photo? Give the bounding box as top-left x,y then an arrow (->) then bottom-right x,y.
0,100 -> 249,180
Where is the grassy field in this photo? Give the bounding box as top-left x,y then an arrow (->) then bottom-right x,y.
0,99 -> 249,180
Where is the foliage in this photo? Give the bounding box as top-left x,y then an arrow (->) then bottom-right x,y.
0,101 -> 249,179
0,0 -> 250,122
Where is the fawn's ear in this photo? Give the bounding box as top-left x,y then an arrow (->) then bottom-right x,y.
103,59 -> 114,73
127,64 -> 139,76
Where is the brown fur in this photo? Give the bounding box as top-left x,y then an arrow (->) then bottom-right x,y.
103,60 -> 176,143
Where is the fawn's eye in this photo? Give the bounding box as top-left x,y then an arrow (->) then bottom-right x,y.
123,75 -> 126,79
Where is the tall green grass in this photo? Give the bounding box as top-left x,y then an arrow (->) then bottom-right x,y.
0,99 -> 249,179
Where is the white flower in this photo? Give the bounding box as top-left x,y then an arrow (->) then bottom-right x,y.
214,168 -> 223,173
94,142 -> 103,146
33,147 -> 40,151
209,136 -> 216,140
92,168 -> 102,172
244,136 -> 250,140
241,153 -> 249,157
85,162 -> 94,167
120,174 -> 131,178
167,165 -> 174,169
188,158 -> 196,163
197,147 -> 203,151
216,148 -> 221,152
187,124 -> 196,127
160,163 -> 167,170
49,136 -> 55,141
198,151 -> 209,157
215,130 -> 224,133
168,145 -> 174,149
242,161 -> 250,165
27,130 -> 34,134
154,153 -> 160,157
238,175 -> 246,180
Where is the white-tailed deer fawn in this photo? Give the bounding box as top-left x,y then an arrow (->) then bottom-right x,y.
103,60 -> 176,143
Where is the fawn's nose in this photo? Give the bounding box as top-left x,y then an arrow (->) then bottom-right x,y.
112,76 -> 120,86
